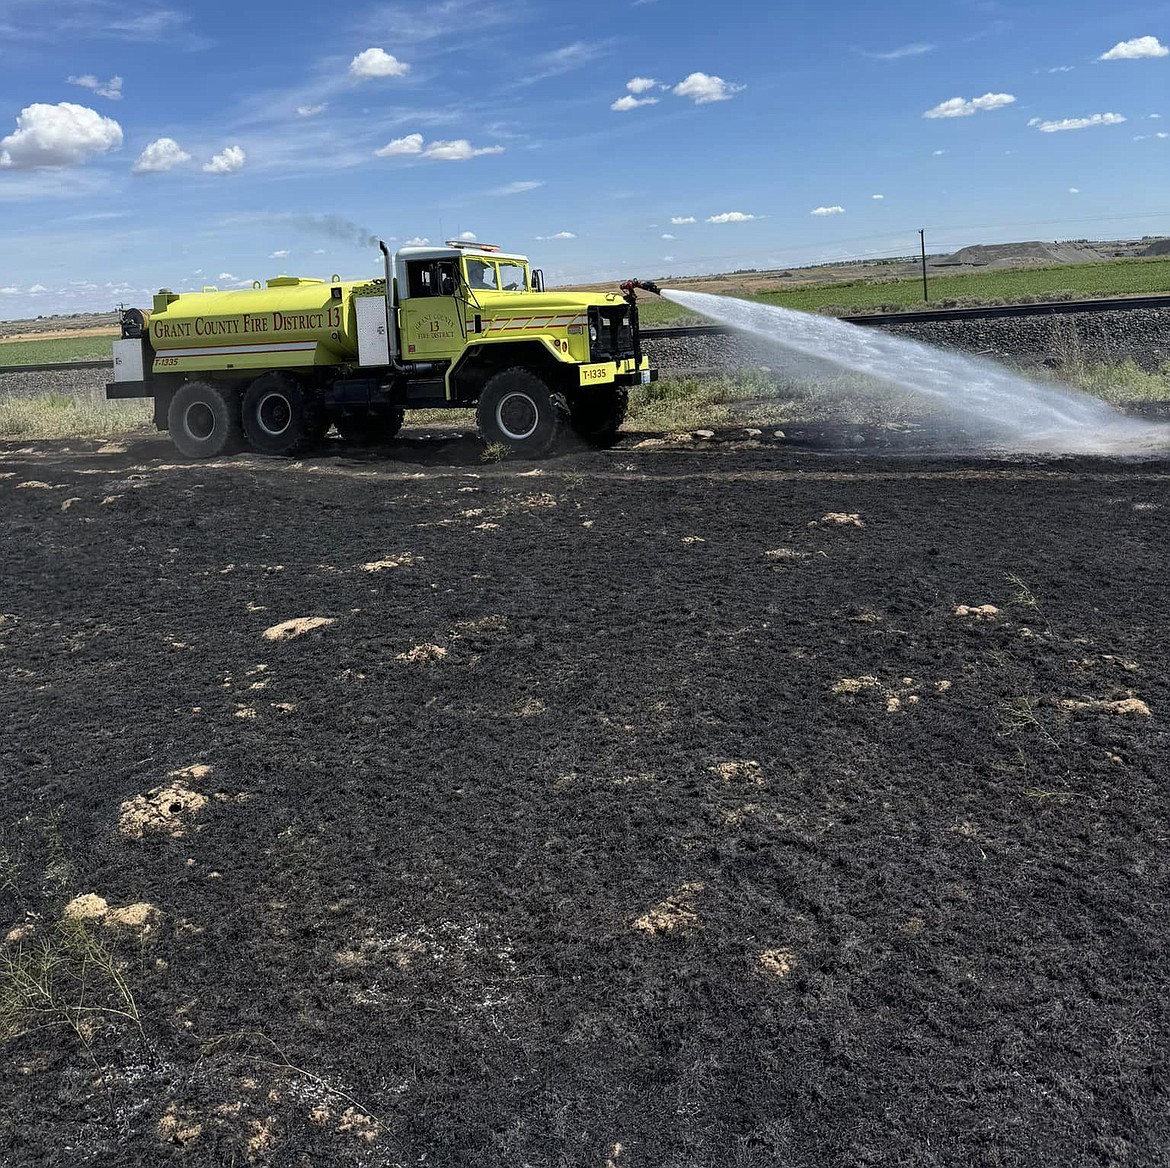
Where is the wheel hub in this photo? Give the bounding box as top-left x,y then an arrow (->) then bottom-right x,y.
257,392 -> 293,437
496,391 -> 539,441
184,401 -> 216,440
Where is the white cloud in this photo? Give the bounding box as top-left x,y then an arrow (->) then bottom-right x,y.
663,255 -> 674,262
67,74 -> 123,100
0,286 -> 19,294
296,104 -> 327,118
0,102 -> 122,170
810,205 -> 845,216
539,231 -> 576,239
872,193 -> 885,199
1031,112 -> 1126,132
707,211 -> 756,223
671,216 -> 696,224
459,231 -> 477,240
376,133 -> 424,156
611,94 -> 658,111
864,43 -> 934,60
923,93 -> 1016,118
1151,114 -> 1163,118
661,233 -> 676,239
422,139 -> 504,160
1068,187 -> 1079,193
269,249 -> 290,258
1046,65 -> 1075,73
489,180 -> 543,195
403,236 -> 429,246
1100,36 -> 1168,60
349,47 -> 410,78
673,72 -> 744,104
218,272 -> 236,281
1157,131 -> 1170,139
932,149 -> 946,155
28,284 -> 48,294
312,248 -> 327,254
203,145 -> 246,173
626,77 -> 659,93
132,137 -> 191,174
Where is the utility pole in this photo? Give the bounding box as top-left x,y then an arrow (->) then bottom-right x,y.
919,228 -> 929,302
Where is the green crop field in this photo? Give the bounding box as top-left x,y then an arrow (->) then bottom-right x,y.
0,334 -> 115,365
759,257 -> 1170,315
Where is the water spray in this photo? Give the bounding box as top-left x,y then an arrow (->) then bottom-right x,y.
660,290 -> 1168,455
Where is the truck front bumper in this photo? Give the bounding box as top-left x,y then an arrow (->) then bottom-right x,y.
578,354 -> 658,388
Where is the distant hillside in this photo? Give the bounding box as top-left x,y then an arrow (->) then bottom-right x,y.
931,241 -> 1109,269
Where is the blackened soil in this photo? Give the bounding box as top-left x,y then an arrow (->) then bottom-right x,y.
2,434 -> 1169,1168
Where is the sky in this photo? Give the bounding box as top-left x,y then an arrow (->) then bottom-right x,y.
0,0 -> 1167,316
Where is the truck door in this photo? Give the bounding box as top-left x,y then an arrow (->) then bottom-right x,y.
400,259 -> 464,361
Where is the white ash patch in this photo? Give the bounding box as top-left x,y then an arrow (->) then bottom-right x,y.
360,553 -> 420,572
633,882 -> 703,935
262,617 -> 335,641
816,512 -> 864,527
954,604 -> 999,620
1059,695 -> 1150,717
396,643 -> 448,665
759,948 -> 796,979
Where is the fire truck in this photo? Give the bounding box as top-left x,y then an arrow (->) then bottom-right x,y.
108,239 -> 659,458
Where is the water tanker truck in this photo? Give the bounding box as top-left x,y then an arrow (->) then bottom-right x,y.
108,239 -> 660,458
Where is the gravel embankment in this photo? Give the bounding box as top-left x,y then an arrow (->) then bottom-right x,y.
0,365 -> 110,399
643,307 -> 1170,374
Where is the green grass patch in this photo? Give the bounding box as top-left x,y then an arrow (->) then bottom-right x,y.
0,389 -> 150,438
754,258 -> 1170,316
0,335 -> 115,365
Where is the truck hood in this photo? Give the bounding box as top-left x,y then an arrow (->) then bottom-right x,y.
467,289 -> 630,312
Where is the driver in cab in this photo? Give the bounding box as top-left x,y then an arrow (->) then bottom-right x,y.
467,259 -> 497,290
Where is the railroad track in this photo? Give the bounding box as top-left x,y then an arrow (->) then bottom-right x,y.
2,293 -> 1169,376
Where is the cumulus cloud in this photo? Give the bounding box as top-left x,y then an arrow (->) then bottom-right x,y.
626,77 -> 659,93
0,102 -> 122,170
611,94 -> 658,111
403,236 -> 429,246
539,231 -> 576,239
872,193 -> 885,199
218,272 -> 236,281
707,211 -> 756,223
1030,112 -> 1126,132
1099,36 -> 1168,60
674,73 -> 744,104
923,93 -> 1016,118
296,104 -> 327,118
67,74 -> 123,100
203,145 -> 246,173
132,137 -> 191,174
349,47 -> 410,78
1068,188 -> 1079,193
422,139 -> 504,160
459,231 -> 477,240
810,205 -> 845,215
661,233 -> 676,239
671,216 -> 696,224
932,149 -> 946,155
269,249 -> 290,258
376,133 -> 424,156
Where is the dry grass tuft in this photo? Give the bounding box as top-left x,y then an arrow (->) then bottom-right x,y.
633,882 -> 703,935
262,617 -> 335,641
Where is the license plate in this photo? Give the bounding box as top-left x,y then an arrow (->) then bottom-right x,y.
640,370 -> 651,385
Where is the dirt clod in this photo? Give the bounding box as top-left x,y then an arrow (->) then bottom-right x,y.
954,604 -> 999,620
62,893 -> 109,921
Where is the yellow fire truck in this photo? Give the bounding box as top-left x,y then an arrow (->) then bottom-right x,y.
107,240 -> 659,458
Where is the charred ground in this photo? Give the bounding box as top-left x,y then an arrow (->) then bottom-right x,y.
1,432 -> 1168,1167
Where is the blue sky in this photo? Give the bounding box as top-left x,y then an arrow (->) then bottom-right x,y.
0,0 -> 1166,315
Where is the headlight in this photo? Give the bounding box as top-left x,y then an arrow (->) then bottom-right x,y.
589,324 -> 599,343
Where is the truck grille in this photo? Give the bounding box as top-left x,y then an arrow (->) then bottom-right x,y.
589,306 -> 633,361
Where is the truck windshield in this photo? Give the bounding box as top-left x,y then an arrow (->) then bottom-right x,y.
465,258 -> 529,292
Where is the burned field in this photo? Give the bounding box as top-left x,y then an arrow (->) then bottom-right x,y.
1,433 -> 1168,1167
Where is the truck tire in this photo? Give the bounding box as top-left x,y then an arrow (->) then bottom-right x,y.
571,387 -> 628,449
241,374 -> 326,456
477,368 -> 567,457
168,381 -> 244,459
335,410 -> 405,445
